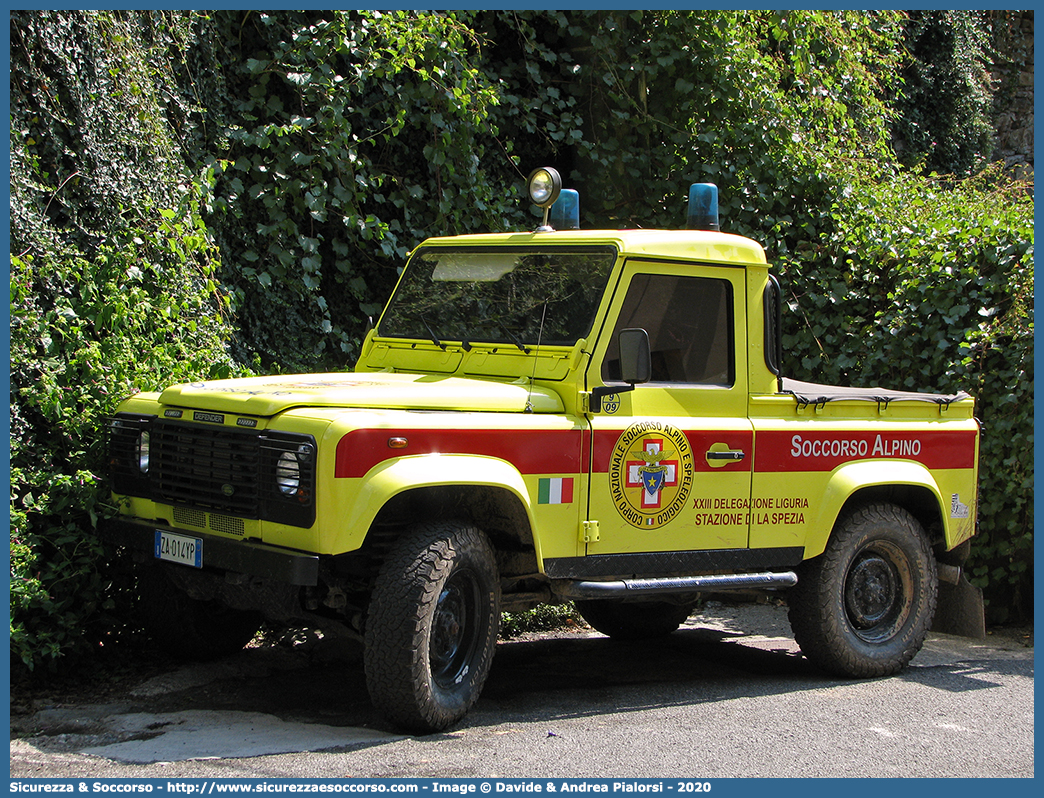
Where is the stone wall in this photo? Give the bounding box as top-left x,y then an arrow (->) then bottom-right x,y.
990,10 -> 1034,177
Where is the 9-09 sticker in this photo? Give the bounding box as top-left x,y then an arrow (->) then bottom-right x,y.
609,422 -> 694,529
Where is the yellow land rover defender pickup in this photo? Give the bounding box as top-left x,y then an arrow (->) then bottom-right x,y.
106,168 -> 982,733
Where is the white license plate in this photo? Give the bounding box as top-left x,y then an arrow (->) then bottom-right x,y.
155,530 -> 203,568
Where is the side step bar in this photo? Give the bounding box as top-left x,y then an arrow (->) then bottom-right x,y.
553,570 -> 798,600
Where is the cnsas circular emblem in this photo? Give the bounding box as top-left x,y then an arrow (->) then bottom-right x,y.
609,422 -> 694,529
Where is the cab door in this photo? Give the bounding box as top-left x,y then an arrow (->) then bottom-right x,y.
584,260 -> 753,560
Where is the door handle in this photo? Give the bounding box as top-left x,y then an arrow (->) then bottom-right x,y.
706,449 -> 745,461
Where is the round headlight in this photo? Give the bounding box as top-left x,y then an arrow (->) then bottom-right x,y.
527,166 -> 562,208
138,432 -> 150,474
275,451 -> 301,496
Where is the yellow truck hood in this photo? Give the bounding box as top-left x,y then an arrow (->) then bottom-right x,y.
157,372 -> 564,416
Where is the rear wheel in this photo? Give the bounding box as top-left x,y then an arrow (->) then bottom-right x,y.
575,597 -> 698,640
364,522 -> 500,734
788,503 -> 938,677
138,565 -> 261,660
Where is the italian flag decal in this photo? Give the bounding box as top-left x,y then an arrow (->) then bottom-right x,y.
538,477 -> 574,505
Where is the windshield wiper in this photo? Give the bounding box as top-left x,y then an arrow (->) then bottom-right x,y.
490,320 -> 530,353
418,315 -> 446,350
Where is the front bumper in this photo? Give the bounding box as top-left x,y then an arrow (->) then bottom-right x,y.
102,517 -> 320,586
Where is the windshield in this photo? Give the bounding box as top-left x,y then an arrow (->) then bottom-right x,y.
378,246 -> 617,347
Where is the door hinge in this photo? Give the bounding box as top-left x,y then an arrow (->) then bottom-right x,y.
581,520 -> 600,543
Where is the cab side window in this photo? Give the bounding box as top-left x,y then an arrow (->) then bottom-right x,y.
602,273 -> 734,385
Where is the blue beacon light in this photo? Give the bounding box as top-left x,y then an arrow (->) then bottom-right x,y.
549,189 -> 580,231
686,183 -> 720,231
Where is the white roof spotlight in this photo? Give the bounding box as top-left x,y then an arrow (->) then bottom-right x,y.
527,166 -> 562,231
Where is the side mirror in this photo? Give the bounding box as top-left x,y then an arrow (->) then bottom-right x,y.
618,328 -> 651,385
590,328 -> 651,413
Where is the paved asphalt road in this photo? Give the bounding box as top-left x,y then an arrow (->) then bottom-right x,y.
10,601 -> 1034,779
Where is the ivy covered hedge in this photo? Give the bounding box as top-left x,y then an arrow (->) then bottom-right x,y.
9,11 -> 244,669
9,9 -> 1033,672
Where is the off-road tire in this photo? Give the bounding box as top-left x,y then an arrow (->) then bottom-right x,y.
575,597 -> 698,640
788,502 -> 938,677
138,565 -> 262,660
364,522 -> 500,734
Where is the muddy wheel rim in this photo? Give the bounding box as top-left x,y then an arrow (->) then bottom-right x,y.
430,569 -> 482,689
844,541 -> 911,642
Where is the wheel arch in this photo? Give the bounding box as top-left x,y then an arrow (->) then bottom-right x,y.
350,455 -> 541,576
804,461 -> 947,560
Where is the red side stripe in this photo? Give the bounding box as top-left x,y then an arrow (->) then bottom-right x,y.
753,429 -> 978,472
335,427 -> 977,479
335,428 -> 584,479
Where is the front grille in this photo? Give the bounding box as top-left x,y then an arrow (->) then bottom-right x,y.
153,422 -> 261,516
107,415 -> 316,528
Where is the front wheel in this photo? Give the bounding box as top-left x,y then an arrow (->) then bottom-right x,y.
788,503 -> 938,677
364,522 -> 501,733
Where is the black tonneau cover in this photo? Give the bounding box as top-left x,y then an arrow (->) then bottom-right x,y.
780,377 -> 971,408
